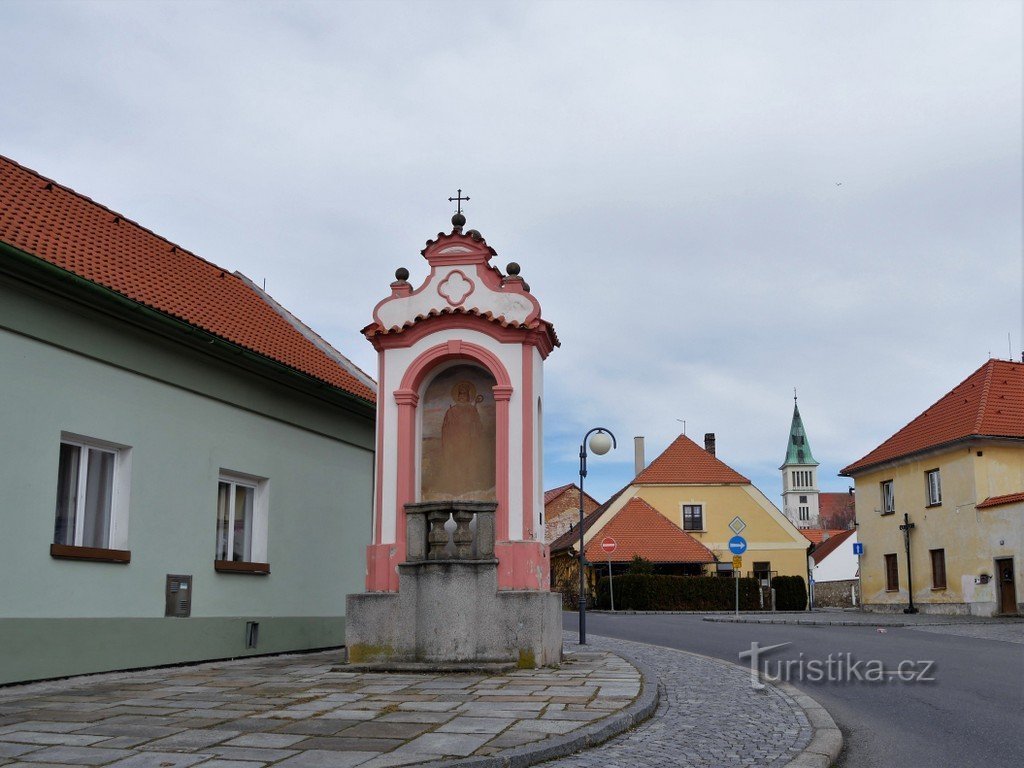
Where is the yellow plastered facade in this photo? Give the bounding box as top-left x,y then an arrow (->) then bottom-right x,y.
579,482 -> 810,579
850,440 -> 1023,616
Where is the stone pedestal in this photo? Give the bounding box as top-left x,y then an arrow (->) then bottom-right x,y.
345,501 -> 562,668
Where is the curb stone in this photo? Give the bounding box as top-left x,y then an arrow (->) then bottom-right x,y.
777,683 -> 842,768
408,649 -> 661,768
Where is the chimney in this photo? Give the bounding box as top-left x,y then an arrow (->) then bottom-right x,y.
634,436 -> 645,476
704,432 -> 716,456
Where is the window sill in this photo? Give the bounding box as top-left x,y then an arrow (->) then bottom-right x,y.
50,543 -> 131,563
215,560 -> 270,575
885,588 -> 899,592
931,586 -> 947,591
925,503 -> 942,509
880,511 -> 895,516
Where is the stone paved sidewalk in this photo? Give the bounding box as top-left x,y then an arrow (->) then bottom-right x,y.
0,647 -> 639,768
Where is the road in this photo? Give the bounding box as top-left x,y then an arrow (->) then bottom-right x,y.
563,612 -> 1023,768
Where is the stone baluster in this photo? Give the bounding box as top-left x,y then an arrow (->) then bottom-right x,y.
426,509 -> 451,560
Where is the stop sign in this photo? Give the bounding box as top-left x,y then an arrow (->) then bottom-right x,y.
601,537 -> 617,553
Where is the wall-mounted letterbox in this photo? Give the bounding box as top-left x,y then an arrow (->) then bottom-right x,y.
165,574 -> 192,617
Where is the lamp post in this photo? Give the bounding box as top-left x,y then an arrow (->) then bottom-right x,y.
899,512 -> 919,614
578,427 -> 616,645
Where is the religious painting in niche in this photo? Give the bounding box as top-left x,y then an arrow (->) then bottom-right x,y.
421,364 -> 496,502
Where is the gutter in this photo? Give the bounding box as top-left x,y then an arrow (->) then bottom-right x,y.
840,434 -> 1024,477
0,240 -> 374,418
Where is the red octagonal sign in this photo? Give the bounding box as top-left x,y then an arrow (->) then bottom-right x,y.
601,536 -> 617,553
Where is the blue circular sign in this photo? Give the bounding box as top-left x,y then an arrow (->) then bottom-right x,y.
728,536 -> 747,555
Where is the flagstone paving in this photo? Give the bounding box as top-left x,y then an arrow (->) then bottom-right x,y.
0,647 -> 640,768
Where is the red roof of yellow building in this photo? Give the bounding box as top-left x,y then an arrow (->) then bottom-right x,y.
0,155 -> 375,404
841,359 -> 1022,475
635,434 -> 749,484
976,492 -> 1024,509
583,498 -> 715,563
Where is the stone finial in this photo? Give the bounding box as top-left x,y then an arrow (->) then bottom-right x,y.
395,267 -> 410,282
506,262 -> 521,276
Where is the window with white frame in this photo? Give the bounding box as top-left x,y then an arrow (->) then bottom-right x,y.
798,506 -> 809,522
53,434 -> 131,556
925,469 -> 942,506
216,471 -> 268,567
682,504 -> 704,531
880,480 -> 895,515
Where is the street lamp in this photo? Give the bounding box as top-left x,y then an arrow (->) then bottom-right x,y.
578,427 -> 616,645
899,512 -> 919,614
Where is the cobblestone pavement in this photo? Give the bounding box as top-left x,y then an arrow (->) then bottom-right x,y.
0,648 -> 639,768
544,634 -> 814,768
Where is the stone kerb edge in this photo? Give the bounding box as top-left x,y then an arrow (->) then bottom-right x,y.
410,649 -> 661,768
777,682 -> 843,768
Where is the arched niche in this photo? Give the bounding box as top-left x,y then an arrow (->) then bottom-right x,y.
419,363 -> 497,502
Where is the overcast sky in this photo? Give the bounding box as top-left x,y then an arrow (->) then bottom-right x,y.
4,0 -> 1021,507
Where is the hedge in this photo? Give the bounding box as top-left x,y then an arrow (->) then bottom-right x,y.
771,575 -> 808,610
595,574 -> 761,611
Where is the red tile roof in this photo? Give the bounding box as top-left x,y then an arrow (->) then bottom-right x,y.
583,498 -> 715,563
976,492 -> 1024,509
818,492 -> 856,527
543,482 -> 599,508
635,434 -> 749,484
544,483 -> 575,505
841,359 -> 1023,475
809,527 -> 856,563
800,528 -> 848,545
0,155 -> 375,404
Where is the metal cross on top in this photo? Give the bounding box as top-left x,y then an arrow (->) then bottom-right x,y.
448,189 -> 470,215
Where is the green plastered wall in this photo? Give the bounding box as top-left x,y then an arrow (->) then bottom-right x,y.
0,277 -> 375,685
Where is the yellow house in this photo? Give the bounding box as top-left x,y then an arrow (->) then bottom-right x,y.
551,433 -> 811,599
841,359 -> 1023,616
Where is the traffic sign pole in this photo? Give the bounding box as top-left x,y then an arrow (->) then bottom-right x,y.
608,556 -> 615,612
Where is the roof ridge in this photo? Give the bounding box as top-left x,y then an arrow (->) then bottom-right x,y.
0,154 -> 233,277
973,359 -> 995,434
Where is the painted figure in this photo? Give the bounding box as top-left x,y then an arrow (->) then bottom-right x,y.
438,380 -> 491,497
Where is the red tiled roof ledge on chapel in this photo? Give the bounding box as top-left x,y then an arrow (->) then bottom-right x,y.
841,359 -> 1023,476
976,492 -> 1024,510
583,498 -> 715,563
635,434 -> 750,484
0,155 -> 375,404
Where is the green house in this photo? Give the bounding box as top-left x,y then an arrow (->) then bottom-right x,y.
0,155 -> 376,684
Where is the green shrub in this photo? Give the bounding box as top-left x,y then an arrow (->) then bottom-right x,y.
595,574 -> 760,611
627,555 -> 654,575
771,575 -> 807,610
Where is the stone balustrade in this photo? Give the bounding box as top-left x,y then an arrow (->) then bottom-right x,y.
405,500 -> 497,562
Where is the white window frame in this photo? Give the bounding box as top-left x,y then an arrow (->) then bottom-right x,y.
681,503 -> 704,531
925,469 -> 942,506
881,480 -> 895,515
798,506 -> 809,521
55,432 -> 131,551
216,470 -> 269,564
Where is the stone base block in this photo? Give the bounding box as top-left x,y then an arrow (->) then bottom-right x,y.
346,560 -> 561,668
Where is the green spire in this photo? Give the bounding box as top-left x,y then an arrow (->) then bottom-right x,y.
783,395 -> 818,466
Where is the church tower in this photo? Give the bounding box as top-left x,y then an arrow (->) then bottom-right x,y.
780,394 -> 820,529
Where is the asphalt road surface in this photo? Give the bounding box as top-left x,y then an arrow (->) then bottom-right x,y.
563,612 -> 1023,768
